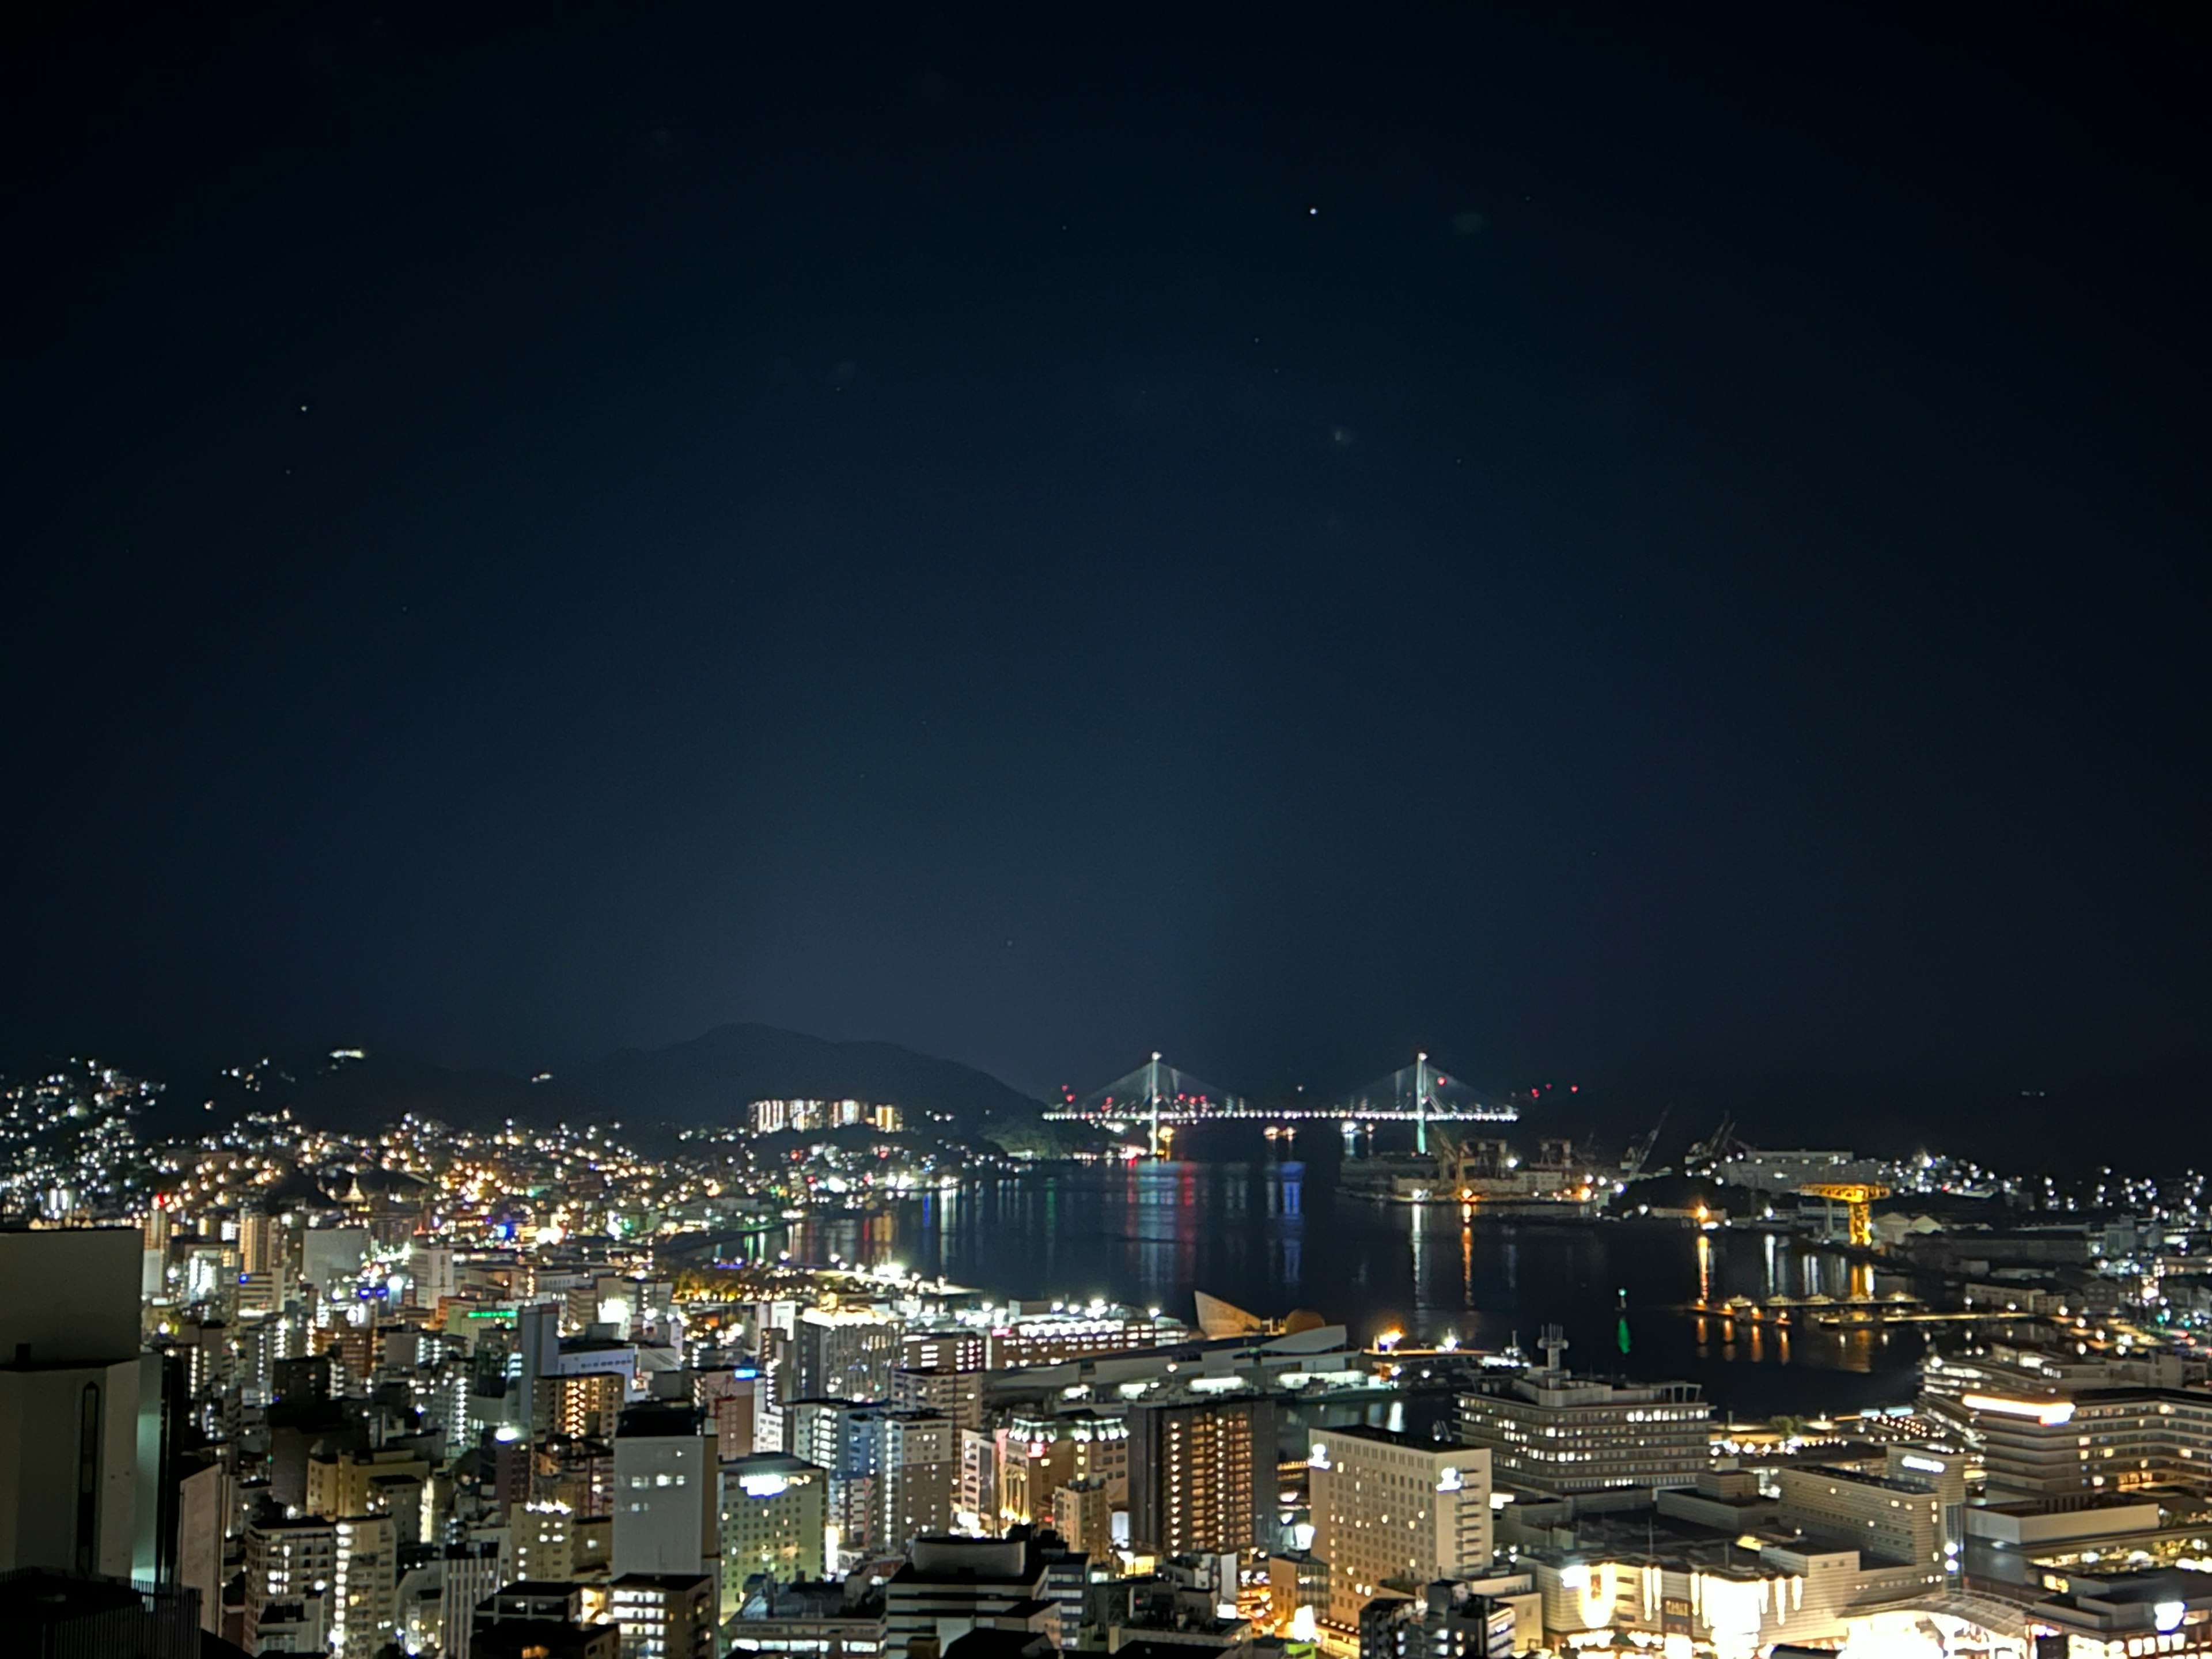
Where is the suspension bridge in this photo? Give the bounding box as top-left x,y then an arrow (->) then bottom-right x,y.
1043,1052 -> 1518,1156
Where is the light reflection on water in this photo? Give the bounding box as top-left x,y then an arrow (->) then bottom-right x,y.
766,1147 -> 1930,1418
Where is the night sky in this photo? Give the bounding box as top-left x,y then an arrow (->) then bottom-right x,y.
5,5 -> 2207,1120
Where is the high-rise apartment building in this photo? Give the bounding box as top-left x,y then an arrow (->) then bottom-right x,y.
879,1411 -> 957,1552
794,1310 -> 903,1404
332,1512 -> 398,1656
1308,1427 -> 1493,1628
893,1368 -> 983,1432
1126,1395 -> 1278,1556
789,1399 -> 882,1556
245,1514 -> 338,1650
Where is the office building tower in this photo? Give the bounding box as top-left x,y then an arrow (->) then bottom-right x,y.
1309,1427 -> 1493,1627
612,1406 -> 720,1603
1455,1366 -> 1707,1495
719,1454 -> 830,1605
1127,1395 -> 1278,1556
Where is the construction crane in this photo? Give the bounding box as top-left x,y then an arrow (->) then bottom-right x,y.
1800,1180 -> 1891,1249
1683,1115 -> 1750,1171
1620,1109 -> 1670,1175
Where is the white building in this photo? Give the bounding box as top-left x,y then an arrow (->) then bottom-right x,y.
1308,1427 -> 1493,1628
613,1405 -> 721,1630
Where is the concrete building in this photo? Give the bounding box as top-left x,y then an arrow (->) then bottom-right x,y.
305,1446 -> 433,1520
719,1454 -> 830,1604
894,1367 -> 984,1433
789,1398 -> 885,1556
613,1406 -> 720,1586
440,1538 -> 507,1659
512,1503 -> 587,1583
1919,1349 -> 2212,1499
1308,1427 -> 1493,1628
1126,1395 -> 1278,1556
1359,1581 -> 1516,1659
994,1410 -> 1129,1525
885,1533 -> 1058,1659
0,1229 -> 171,1583
245,1514 -> 338,1651
723,1577 -> 889,1659
1456,1369 -> 1707,1495
2028,1565 -> 2212,1659
699,1370 -> 759,1457
1530,1540 -> 1942,1659
611,1572 -> 716,1659
1963,1496 -> 2164,1587
880,1411 -> 958,1552
332,1512 -> 399,1656
984,1310 -> 1172,1369
1051,1476 -> 1113,1558
1773,1465 -> 1943,1578
901,1331 -> 986,1374
794,1309 -> 903,1404
178,1458 -> 232,1635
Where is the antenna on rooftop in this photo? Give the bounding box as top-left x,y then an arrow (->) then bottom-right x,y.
1539,1323 -> 1569,1374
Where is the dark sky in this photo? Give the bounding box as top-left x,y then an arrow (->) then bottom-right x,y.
5,3 -> 2207,1111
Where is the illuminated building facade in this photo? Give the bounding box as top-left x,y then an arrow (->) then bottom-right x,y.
718,1454 -> 830,1603
1456,1372 -> 1707,1495
1307,1427 -> 1493,1627
1127,1394 -> 1277,1556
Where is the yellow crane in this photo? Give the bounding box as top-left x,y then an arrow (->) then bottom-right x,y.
1800,1180 -> 1890,1249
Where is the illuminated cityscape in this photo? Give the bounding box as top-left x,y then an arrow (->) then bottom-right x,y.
6,3 -> 2206,1658
6,1049 -> 2212,1659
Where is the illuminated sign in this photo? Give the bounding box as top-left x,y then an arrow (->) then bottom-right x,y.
1437,1467 -> 1465,1493
1961,1393 -> 2074,1426
1308,1443 -> 1332,1471
1900,1455 -> 1948,1475
739,1473 -> 791,1498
